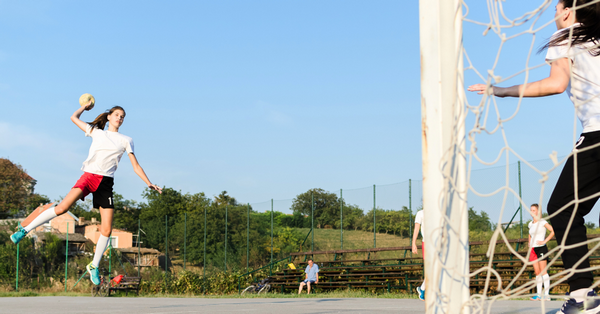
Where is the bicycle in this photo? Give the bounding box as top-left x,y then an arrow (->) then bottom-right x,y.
91,275 -> 109,297
241,277 -> 272,295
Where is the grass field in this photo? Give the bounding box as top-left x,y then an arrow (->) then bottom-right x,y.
294,228 -> 415,261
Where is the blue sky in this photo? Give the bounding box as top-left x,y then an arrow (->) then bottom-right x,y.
1,1 -> 594,223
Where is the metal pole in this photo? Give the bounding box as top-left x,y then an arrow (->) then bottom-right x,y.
138,219 -> 141,277
518,161 -> 523,238
225,205 -> 228,272
16,243 -> 19,292
184,212 -> 187,270
409,179 -> 413,237
247,203 -> 250,272
165,215 -> 168,274
65,222 -> 68,292
340,189 -> 343,250
203,205 -> 207,280
373,184 -> 376,248
311,193 -> 314,252
270,199 -> 273,266
109,242 -> 112,275
419,0 -> 468,311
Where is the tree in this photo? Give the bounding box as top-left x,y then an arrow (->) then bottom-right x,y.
0,158 -> 36,217
469,208 -> 492,232
291,188 -> 355,228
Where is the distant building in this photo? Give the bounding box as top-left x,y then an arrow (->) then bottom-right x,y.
76,217 -> 133,248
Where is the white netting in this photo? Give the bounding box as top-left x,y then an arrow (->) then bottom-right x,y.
453,0 -> 600,313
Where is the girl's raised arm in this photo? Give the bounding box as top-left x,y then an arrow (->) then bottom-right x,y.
71,101 -> 94,133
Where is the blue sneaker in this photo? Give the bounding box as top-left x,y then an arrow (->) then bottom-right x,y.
417,286 -> 425,300
86,263 -> 101,285
10,223 -> 28,244
530,295 -> 541,301
557,290 -> 600,314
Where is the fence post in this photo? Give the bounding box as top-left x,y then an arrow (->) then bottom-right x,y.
311,193 -> 314,252
16,243 -> 19,292
518,161 -> 523,238
138,219 -> 141,277
165,215 -> 169,278
203,205 -> 207,287
247,203 -> 250,273
225,205 -> 228,272
65,222 -> 69,292
373,184 -> 376,248
184,212 -> 187,271
409,179 -> 413,237
340,189 -> 343,250
270,199 -> 273,274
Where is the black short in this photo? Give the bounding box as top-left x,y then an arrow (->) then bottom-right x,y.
533,245 -> 549,262
93,176 -> 114,209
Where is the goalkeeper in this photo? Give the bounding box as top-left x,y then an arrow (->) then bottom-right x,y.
469,1 -> 600,312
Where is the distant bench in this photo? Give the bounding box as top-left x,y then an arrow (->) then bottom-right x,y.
108,276 -> 142,296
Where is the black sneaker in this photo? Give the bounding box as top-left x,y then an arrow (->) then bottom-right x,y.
557,290 -> 600,314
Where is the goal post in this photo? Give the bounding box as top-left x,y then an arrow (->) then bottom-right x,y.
419,0 -> 470,313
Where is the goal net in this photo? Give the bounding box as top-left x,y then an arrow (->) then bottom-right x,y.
420,0 -> 600,313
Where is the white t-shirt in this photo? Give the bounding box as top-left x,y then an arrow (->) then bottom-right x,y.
528,219 -> 548,248
415,210 -> 424,242
546,24 -> 600,133
81,124 -> 134,177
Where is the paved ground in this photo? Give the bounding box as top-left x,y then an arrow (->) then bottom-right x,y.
0,297 -> 563,313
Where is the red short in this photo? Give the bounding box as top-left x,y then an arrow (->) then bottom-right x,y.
422,242 -> 425,259
529,247 -> 538,262
72,172 -> 114,209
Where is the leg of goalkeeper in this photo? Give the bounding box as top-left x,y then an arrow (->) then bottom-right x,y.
547,134 -> 600,303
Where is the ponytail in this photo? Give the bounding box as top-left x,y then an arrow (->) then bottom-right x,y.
88,106 -> 126,130
540,0 -> 600,56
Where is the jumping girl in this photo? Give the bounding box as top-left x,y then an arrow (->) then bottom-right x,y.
527,204 -> 555,301
10,101 -> 162,285
469,1 -> 600,312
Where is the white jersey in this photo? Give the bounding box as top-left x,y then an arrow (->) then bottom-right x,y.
528,219 -> 548,248
81,124 -> 134,177
415,210 -> 424,242
546,24 -> 600,133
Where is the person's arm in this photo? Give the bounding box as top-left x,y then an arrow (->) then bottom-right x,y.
538,223 -> 555,246
71,101 -> 94,133
468,58 -> 571,98
412,222 -> 421,254
128,153 -> 162,193
528,234 -> 531,248
315,270 -> 319,284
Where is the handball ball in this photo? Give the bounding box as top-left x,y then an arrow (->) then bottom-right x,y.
79,93 -> 95,109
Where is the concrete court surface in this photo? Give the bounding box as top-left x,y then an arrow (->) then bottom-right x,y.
0,297 -> 564,314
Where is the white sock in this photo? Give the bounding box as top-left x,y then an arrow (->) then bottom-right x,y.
536,276 -> 543,296
24,207 -> 57,232
92,235 -> 110,267
570,288 -> 589,302
542,274 -> 550,296
420,281 -> 426,290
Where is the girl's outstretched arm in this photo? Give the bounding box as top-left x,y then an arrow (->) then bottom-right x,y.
468,58 -> 571,98
71,100 -> 94,132
128,153 -> 163,194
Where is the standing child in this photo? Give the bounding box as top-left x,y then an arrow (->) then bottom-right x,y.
528,204 -> 555,301
11,101 -> 162,285
412,209 -> 425,300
